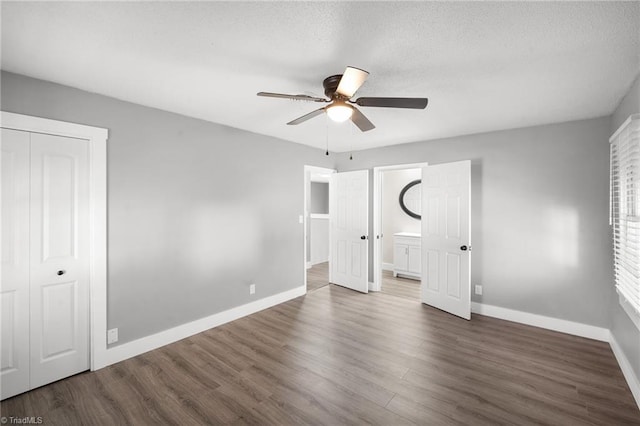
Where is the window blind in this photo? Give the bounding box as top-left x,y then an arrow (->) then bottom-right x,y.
610,114 -> 640,321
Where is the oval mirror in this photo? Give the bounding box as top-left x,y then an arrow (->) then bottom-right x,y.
399,179 -> 421,219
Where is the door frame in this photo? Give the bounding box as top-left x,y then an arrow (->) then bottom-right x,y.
1,111 -> 108,371
303,165 -> 336,291
372,162 -> 429,292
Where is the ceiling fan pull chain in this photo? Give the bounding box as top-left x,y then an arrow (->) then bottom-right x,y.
350,118 -> 354,160
325,114 -> 329,155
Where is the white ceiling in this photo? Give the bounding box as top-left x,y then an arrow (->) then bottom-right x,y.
2,2 -> 639,152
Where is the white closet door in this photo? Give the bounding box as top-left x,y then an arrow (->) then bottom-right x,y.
29,133 -> 90,389
1,129 -> 31,399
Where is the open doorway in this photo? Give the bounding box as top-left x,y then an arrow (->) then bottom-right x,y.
373,162 -> 429,301
380,167 -> 422,301
304,166 -> 336,292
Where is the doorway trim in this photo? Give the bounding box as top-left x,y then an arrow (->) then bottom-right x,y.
303,165 -> 336,291
372,162 -> 429,292
1,111 -> 108,371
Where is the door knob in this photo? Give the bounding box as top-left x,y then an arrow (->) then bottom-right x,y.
460,246 -> 468,251
57,270 -> 66,275
361,235 -> 367,240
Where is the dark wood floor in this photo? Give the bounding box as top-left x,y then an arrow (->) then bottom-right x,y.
307,261 -> 329,292
308,263 -> 421,302
381,270 -> 421,301
2,285 -> 639,425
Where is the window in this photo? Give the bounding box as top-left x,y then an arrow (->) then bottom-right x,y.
610,113 -> 640,330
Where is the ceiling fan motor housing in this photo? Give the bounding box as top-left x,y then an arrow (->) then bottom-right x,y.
323,74 -> 345,99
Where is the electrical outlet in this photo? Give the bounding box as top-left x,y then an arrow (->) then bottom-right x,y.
475,285 -> 483,296
250,284 -> 256,295
107,328 -> 118,344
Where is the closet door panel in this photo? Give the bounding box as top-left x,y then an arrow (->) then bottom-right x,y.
1,129 -> 31,400
29,132 -> 90,389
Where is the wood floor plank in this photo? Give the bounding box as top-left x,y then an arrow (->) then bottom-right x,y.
1,262 -> 638,425
385,393 -> 469,426
278,344 -> 397,408
307,261 -> 329,292
380,270 -> 421,300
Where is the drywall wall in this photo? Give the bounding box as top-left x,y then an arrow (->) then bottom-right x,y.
610,72 -> 640,382
612,73 -> 640,131
309,218 -> 329,265
382,168 -> 421,265
0,71 -> 333,346
310,182 -> 329,214
309,182 -> 329,265
336,116 -> 613,328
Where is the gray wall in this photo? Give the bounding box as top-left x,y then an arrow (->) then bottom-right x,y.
309,218 -> 329,265
309,182 -> 329,265
610,72 -> 640,382
310,182 -> 329,214
612,73 -> 640,131
0,71 -> 333,346
336,117 -> 613,328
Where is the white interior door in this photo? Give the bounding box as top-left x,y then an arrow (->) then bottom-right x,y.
1,129 -> 31,399
29,132 -> 90,389
421,160 -> 471,319
330,170 -> 369,293
0,130 -> 90,400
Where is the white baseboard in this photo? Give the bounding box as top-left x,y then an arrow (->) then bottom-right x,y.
471,302 -> 610,342
382,263 -> 394,272
97,285 -> 306,369
610,333 -> 640,409
310,213 -> 329,219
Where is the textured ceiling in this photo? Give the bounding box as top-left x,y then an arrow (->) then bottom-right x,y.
2,2 -> 639,152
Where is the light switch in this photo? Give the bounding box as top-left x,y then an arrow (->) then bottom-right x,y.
107,328 -> 118,344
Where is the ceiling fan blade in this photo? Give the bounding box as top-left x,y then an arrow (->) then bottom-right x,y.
350,107 -> 375,132
287,107 -> 327,125
354,97 -> 428,109
257,92 -> 328,102
336,66 -> 369,98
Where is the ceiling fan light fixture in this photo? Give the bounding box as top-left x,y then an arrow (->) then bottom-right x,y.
259,66 -> 426,132
326,102 -> 353,123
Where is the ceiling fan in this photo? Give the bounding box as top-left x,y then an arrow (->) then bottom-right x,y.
257,66 -> 428,132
